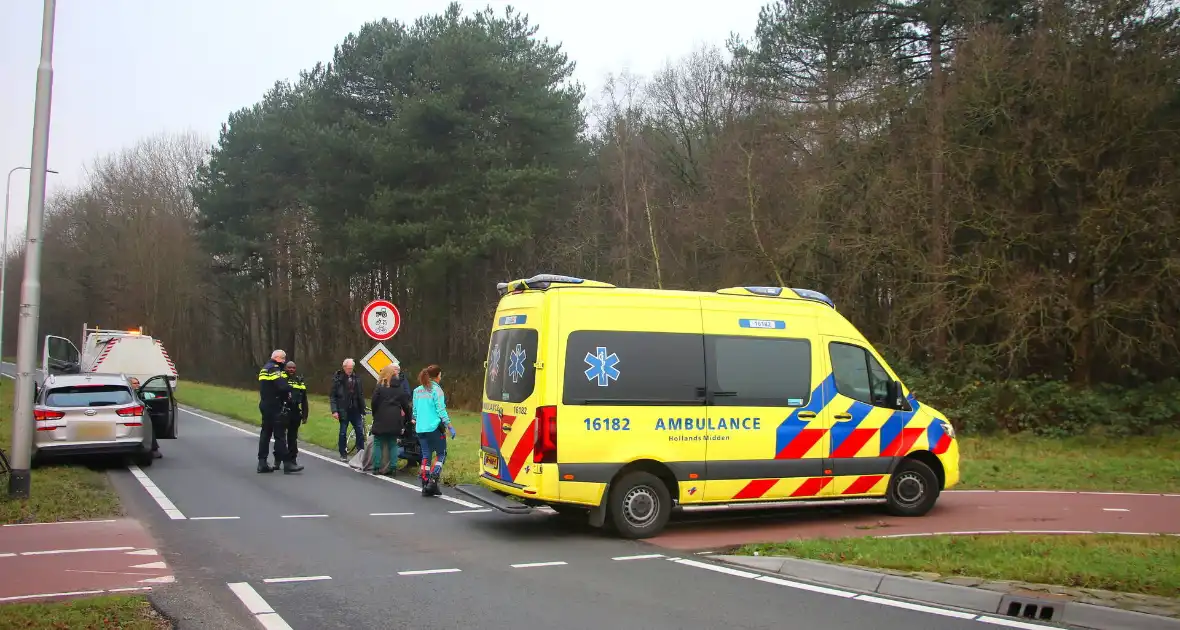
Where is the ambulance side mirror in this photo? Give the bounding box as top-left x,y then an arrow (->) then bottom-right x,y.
890,380 -> 910,411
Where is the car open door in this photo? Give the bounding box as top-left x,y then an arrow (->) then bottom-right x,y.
138,375 -> 177,439
42,335 -> 82,377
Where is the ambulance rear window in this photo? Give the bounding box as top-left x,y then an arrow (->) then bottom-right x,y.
485,328 -> 538,403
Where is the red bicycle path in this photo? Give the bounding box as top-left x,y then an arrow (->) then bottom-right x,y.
647,490 -> 1180,550
0,518 -> 172,602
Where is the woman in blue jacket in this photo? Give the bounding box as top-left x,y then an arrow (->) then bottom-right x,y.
413,364 -> 456,496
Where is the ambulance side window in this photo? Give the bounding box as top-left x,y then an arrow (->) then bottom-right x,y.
829,342 -> 893,407
706,336 -> 812,406
562,331 -> 705,405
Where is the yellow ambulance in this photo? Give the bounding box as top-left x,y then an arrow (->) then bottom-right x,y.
458,274 -> 960,539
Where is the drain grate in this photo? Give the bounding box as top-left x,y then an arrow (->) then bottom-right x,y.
999,594 -> 1064,622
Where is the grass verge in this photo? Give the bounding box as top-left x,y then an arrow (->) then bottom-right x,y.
0,384 -> 123,524
957,432 -> 1180,493
0,594 -> 170,629
179,381 -> 482,486
181,381 -> 1180,493
739,535 -> 1180,598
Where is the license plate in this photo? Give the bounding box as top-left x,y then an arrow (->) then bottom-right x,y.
484,453 -> 499,470
76,423 -> 114,441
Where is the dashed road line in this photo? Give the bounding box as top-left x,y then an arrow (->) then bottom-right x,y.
279,514 -> 328,519
370,512 -> 414,516
262,575 -> 332,584
131,561 -> 168,569
181,407 -> 484,509
2,519 -> 117,528
397,568 -> 461,576
612,553 -> 663,561
128,464 -> 186,520
21,546 -> 135,556
228,582 -> 294,630
510,561 -> 568,569
448,508 -> 493,514
1103,508 -> 1130,512
189,516 -> 241,521
0,586 -> 153,603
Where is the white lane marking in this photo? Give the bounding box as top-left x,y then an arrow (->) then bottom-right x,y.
675,555 -> 1063,627
977,616 -> 1060,629
755,575 -> 857,598
1103,508 -> 1130,512
262,575 -> 332,584
228,582 -> 274,614
189,516 -> 241,521
256,613 -> 295,630
0,553 -> 16,558
672,558 -> 761,579
448,508 -> 493,514
128,464 -> 186,520
139,575 -> 176,584
107,587 -> 153,593
2,519 -> 117,528
0,589 -> 106,602
230,580 -> 300,629
21,546 -> 135,556
181,407 -> 484,508
398,568 -> 462,576
1008,530 -> 1093,535
854,594 -> 977,620
948,489 -> 1176,497
694,550 -> 717,555
510,561 -> 568,569
279,514 -> 328,519
126,548 -> 158,556
612,553 -> 664,561
370,512 -> 414,516
131,561 -> 168,569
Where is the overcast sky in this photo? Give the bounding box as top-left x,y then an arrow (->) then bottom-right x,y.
0,0 -> 766,241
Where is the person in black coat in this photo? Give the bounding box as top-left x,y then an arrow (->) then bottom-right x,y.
330,359 -> 367,460
370,364 -> 412,475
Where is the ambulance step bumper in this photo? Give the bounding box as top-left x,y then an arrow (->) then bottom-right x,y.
454,484 -> 535,515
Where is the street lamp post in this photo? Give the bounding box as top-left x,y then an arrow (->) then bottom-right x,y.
2,166 -> 58,363
8,0 -> 58,500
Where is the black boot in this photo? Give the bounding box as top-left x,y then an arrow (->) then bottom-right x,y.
427,471 -> 442,496
283,460 -> 304,474
257,459 -> 274,473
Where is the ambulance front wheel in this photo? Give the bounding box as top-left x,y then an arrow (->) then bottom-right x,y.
608,471 -> 671,539
885,458 -> 940,517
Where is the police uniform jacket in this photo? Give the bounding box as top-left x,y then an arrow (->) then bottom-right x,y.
284,374 -> 310,421
258,360 -> 292,412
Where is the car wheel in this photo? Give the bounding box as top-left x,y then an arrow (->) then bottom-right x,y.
885,457 -> 939,516
608,471 -> 671,539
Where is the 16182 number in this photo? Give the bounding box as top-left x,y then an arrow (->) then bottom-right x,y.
584,417 -> 631,431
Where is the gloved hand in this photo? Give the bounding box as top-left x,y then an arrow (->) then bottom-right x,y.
446,424 -> 457,439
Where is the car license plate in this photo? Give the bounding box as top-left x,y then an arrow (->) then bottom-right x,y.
484,453 -> 499,470
76,423 -> 114,441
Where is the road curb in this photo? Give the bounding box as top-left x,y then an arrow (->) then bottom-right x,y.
710,555 -> 1180,630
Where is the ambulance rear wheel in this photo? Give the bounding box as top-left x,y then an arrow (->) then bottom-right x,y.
608,471 -> 671,539
885,458 -> 939,516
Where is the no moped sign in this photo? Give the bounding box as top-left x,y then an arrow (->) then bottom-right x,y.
361,300 -> 401,341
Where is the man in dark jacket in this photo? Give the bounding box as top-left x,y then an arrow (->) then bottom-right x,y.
329,358 -> 367,460
283,361 -> 310,468
258,349 -> 303,474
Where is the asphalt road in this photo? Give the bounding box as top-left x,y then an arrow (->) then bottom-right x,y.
9,366 -> 1066,629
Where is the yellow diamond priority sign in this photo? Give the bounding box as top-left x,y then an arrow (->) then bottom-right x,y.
360,342 -> 399,381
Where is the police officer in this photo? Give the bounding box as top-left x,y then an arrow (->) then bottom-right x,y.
257,349 -> 303,474
283,360 -> 309,468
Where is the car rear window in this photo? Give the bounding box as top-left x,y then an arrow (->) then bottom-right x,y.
485,327 -> 539,403
45,385 -> 133,408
